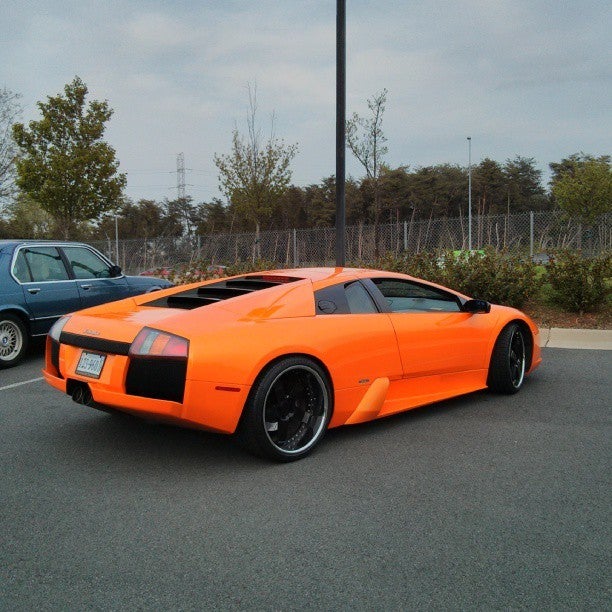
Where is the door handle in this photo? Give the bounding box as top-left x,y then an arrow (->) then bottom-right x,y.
28,287 -> 41,294
80,284 -> 91,290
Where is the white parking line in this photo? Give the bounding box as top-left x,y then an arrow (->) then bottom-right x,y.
0,377 -> 44,392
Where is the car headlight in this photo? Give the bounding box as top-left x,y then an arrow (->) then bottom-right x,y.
48,316 -> 71,342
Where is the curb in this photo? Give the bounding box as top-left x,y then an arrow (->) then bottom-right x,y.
543,327 -> 612,351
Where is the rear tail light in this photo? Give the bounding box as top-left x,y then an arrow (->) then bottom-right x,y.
49,315 -> 71,342
127,328 -> 189,402
129,328 -> 189,358
47,316 -> 70,377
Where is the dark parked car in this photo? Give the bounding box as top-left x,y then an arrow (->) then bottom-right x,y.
0,240 -> 173,368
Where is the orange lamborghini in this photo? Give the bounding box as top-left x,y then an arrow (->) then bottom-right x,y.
43,268 -> 541,461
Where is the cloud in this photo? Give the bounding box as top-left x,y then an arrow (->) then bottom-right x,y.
122,12 -> 193,49
2,0 -> 609,200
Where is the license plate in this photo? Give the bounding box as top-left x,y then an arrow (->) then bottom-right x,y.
76,351 -> 106,378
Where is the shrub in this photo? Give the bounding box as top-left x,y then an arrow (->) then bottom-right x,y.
169,250 -> 543,309
546,250 -> 611,313
169,259 -> 276,285
224,259 -> 278,276
371,251 -> 446,285
439,248 -> 541,308
373,249 -> 540,308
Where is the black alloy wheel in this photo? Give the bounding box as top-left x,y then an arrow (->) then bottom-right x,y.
508,327 -> 526,388
487,323 -> 527,394
237,357 -> 332,461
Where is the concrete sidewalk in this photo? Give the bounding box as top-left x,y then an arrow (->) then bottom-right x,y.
542,327 -> 612,350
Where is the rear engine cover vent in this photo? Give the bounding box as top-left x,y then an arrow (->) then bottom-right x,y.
145,274 -> 303,310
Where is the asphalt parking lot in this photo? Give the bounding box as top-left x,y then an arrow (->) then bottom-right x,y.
1,344 -> 610,610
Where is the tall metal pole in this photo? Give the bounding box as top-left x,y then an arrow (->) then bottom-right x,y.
335,0 -> 346,267
467,136 -> 472,251
530,210 -> 534,259
177,152 -> 186,200
114,215 -> 119,264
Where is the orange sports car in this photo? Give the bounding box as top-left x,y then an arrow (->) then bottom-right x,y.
43,267 -> 541,461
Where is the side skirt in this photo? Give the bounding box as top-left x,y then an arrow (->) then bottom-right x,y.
337,369 -> 489,426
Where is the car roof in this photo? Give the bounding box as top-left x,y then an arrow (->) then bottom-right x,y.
257,267 -> 363,279
0,239 -> 91,252
0,238 -> 91,248
248,267 -> 394,287
240,266 -> 461,297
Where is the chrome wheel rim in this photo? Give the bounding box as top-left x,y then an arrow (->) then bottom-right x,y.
0,320 -> 23,362
263,365 -> 328,455
509,329 -> 526,388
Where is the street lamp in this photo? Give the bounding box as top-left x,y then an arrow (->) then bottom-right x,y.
335,0 -> 346,267
467,136 -> 472,251
115,215 -> 120,264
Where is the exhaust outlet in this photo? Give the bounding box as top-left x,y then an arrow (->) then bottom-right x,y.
71,383 -> 93,406
71,386 -> 84,404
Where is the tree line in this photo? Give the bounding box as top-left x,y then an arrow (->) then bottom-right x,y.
0,77 -> 610,242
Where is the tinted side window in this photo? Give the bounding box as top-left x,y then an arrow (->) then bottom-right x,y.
345,281 -> 377,314
315,281 -> 381,315
373,278 -> 461,312
12,250 -> 31,282
21,247 -> 70,282
62,246 -> 111,280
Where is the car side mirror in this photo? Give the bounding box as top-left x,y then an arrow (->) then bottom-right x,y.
462,299 -> 491,314
109,265 -> 122,277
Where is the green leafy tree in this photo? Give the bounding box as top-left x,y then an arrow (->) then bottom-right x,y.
306,177 -> 337,228
378,166 -> 411,223
344,177 -> 366,226
195,198 -> 233,234
403,164 -> 467,219
214,85 -> 297,253
12,76 -> 126,238
503,156 -> 547,212
96,199 -> 171,240
549,153 -> 610,184
166,196 -> 198,237
550,155 -> 611,225
1,193 -> 56,238
473,158 -> 506,215
273,186 -> 309,230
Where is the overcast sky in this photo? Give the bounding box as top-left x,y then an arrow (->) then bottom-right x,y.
2,0 -> 610,203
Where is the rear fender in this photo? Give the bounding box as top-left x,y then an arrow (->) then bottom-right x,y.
0,306 -> 32,333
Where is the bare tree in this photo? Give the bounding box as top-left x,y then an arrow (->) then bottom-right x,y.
346,88 -> 388,255
214,85 -> 297,258
0,87 -> 22,208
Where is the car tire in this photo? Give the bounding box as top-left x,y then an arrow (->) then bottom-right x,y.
0,314 -> 28,369
236,357 -> 332,461
487,323 -> 527,394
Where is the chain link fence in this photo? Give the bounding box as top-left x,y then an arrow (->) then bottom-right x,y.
90,210 -> 611,274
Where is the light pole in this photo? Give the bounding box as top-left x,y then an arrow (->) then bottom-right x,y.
335,0 -> 346,267
115,215 -> 119,264
467,136 -> 472,251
